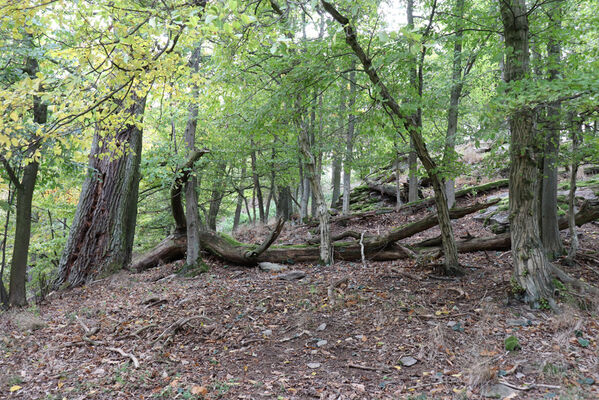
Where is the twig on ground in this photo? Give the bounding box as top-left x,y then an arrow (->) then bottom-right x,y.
107,346 -> 140,368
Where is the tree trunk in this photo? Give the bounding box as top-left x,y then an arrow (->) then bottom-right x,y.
276,186 -> 292,221
407,0 -> 419,204
443,0 -> 465,209
207,170 -> 225,231
233,166 -> 247,231
540,4 -> 563,259
250,145 -> 265,223
0,184 -> 13,305
567,113 -> 581,260
7,54 -> 46,306
331,78 -> 345,208
499,0 -> 554,304
299,158 -> 310,220
183,45 -> 202,266
322,0 -> 462,275
343,63 -> 356,215
55,93 -> 146,289
298,106 -> 332,264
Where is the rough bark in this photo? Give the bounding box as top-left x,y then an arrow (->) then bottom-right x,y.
0,184 -> 13,305
55,93 -> 147,289
233,166 -> 247,230
276,186 -> 293,221
500,0 -> 554,304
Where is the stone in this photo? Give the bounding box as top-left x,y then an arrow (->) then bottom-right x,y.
259,262 -> 288,272
262,329 -> 272,337
316,340 -> 327,347
276,270 -> 306,281
481,383 -> 517,398
307,362 -> 321,369
316,323 -> 327,331
400,356 -> 418,367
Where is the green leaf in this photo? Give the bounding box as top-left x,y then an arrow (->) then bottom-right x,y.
504,336 -> 520,351
577,338 -> 590,348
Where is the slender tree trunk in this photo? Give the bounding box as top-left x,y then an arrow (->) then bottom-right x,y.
207,164 -> 226,231
331,78 -> 346,208
540,4 -> 563,259
343,63 -> 356,215
407,0 -> 419,203
250,144 -> 265,223
443,0 -> 465,209
499,0 -> 554,304
233,166 -> 247,231
265,148 -> 276,221
567,113 -> 581,260
298,115 -> 332,264
184,45 -> 202,266
0,184 -> 13,305
7,54 -> 47,306
322,0 -> 462,275
55,93 -> 146,288
300,158 -> 310,219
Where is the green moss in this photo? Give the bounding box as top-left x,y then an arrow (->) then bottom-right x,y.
218,232 -> 252,248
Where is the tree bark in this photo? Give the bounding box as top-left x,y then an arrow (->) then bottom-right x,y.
567,113 -> 581,260
298,106 -> 332,264
540,3 -> 563,259
250,145 -> 265,223
343,63 -> 356,215
499,0 -> 554,304
443,0 -> 465,209
407,0 -> 419,204
322,0 -> 462,275
55,92 -> 147,289
183,45 -> 203,267
233,166 -> 247,231
7,54 -> 47,306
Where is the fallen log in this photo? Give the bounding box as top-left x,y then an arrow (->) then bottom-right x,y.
420,199 -> 599,253
132,200 -> 499,269
394,179 -> 509,212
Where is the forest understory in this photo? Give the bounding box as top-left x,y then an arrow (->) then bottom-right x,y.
3,177 -> 599,400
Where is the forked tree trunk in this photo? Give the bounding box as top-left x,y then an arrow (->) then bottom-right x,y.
55,94 -> 147,288
499,0 -> 554,304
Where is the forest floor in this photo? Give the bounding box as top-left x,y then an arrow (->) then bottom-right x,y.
2,184 -> 599,399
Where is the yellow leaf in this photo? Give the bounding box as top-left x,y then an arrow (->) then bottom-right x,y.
10,111 -> 19,121
394,365 -> 402,370
190,385 -> 207,395
10,385 -> 22,392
